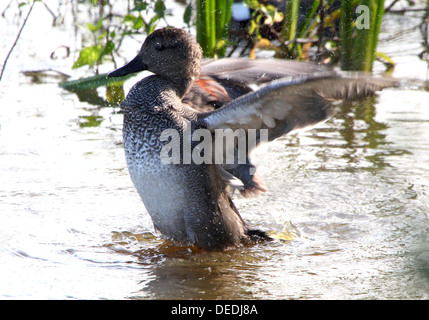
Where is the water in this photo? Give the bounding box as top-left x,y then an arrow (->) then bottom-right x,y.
1,1 -> 429,299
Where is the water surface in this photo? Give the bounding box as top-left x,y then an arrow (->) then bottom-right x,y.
1,1 -> 429,299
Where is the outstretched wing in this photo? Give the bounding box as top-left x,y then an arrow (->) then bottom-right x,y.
201,58 -> 327,88
199,72 -> 396,142
184,58 -> 330,111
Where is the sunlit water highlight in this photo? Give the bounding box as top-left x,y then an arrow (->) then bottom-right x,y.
1,1 -> 429,299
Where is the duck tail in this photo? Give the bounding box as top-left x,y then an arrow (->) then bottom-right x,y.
245,228 -> 273,241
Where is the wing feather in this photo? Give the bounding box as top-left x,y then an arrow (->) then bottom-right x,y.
199,72 -> 396,143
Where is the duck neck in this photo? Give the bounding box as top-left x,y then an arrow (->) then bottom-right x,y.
166,73 -> 195,99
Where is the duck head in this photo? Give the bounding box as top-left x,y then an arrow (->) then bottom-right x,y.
108,28 -> 202,98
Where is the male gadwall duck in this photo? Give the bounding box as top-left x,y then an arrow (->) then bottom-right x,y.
109,27 -> 393,251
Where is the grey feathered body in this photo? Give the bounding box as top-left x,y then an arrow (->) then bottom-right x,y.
108,27 -> 397,252
122,75 -> 248,251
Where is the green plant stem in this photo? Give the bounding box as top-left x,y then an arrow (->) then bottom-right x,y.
276,0 -> 299,58
281,0 -> 299,44
215,0 -> 232,57
316,0 -> 326,60
371,0 -> 385,66
340,0 -> 385,71
340,0 -> 356,70
196,0 -> 232,58
296,0 -> 320,39
196,0 -> 215,57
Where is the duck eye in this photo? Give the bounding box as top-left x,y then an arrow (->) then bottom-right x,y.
155,43 -> 166,51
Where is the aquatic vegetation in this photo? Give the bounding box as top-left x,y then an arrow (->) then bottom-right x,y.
196,0 -> 233,58
72,0 -> 169,73
19,0 -> 418,99
66,0 -> 388,71
340,0 -> 385,71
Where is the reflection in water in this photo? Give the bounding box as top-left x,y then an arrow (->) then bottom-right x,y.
280,95 -> 414,173
22,69 -> 70,84
331,97 -> 410,171
1,1 -> 429,300
79,115 -> 103,128
136,245 -> 271,300
70,88 -> 109,107
107,231 -> 277,299
142,254 -> 243,300
2,80 -> 429,300
108,225 -> 300,299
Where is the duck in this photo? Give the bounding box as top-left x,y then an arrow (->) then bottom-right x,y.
108,27 -> 394,251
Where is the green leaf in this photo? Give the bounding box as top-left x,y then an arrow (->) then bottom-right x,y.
59,73 -> 136,91
123,14 -> 137,28
215,39 -> 226,51
97,31 -> 107,40
72,45 -> 103,69
155,0 -> 166,17
102,40 -> 115,56
134,13 -> 144,30
146,14 -> 160,34
106,84 -> 125,105
183,2 -> 192,26
132,0 -> 148,11
87,17 -> 103,32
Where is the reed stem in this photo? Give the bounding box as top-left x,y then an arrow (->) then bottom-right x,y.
196,0 -> 232,58
340,0 -> 385,71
